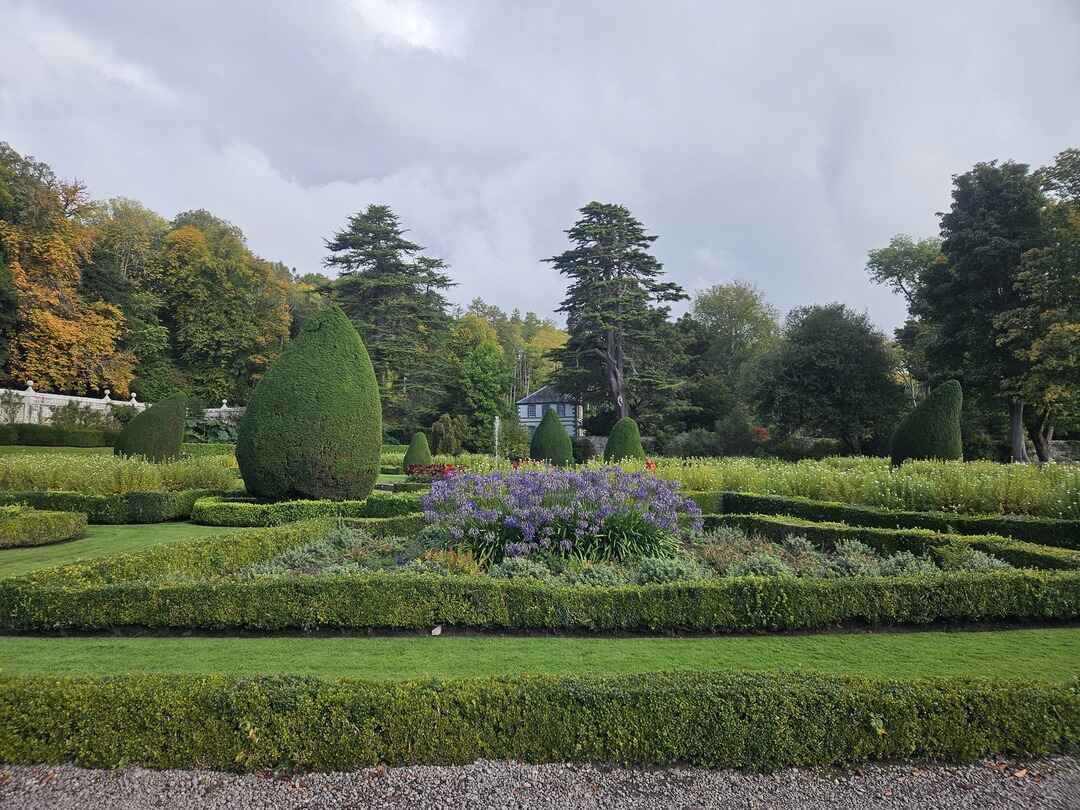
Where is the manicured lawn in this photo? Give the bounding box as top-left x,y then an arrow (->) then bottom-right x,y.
2,627 -> 1078,681
0,522 -> 244,578
378,473 -> 408,482
0,445 -> 111,456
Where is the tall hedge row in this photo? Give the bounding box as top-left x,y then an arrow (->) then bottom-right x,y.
237,305 -> 382,501
604,417 -> 645,462
113,394 -> 187,461
529,409 -> 573,466
0,424 -> 118,447
0,672 -> 1075,771
890,379 -> 963,466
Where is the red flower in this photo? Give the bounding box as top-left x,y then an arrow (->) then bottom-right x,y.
751,426 -> 770,443
645,459 -> 658,471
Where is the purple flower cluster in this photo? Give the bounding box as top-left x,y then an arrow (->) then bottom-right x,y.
421,467 -> 703,561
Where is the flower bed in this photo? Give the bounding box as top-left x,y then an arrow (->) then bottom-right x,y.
422,468 -> 702,563
0,505 -> 87,548
406,463 -> 459,480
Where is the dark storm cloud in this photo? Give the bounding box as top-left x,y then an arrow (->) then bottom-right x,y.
3,0 -> 1079,330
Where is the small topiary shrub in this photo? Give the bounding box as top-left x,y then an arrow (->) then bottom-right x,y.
0,506 -> 87,548
113,394 -> 187,461
562,561 -> 627,586
604,416 -> 645,462
879,551 -> 938,576
572,437 -> 596,464
632,555 -> 707,585
236,305 -> 382,501
890,379 -> 963,467
725,553 -> 795,578
402,432 -> 432,471
487,556 -> 552,581
529,409 -> 573,466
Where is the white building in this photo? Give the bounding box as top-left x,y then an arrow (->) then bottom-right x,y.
516,384 -> 583,437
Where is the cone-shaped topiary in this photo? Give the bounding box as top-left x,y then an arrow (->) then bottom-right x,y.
236,304 -> 382,500
604,416 -> 646,462
403,432 -> 432,471
890,379 -> 963,467
529,408 -> 574,466
113,393 -> 187,461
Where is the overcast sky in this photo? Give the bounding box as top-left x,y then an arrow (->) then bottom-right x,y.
2,1 -> 1078,331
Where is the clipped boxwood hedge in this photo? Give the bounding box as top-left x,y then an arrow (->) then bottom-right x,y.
0,423 -> 118,447
0,507 -> 87,549
113,393 -> 187,461
0,671 -> 1076,772
0,489 -> 224,524
707,513 -> 1080,571
191,492 -> 424,527
180,442 -> 235,457
686,490 -> 1080,550
4,519 -> 1079,632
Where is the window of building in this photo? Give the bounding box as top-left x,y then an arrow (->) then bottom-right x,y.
527,404 -> 536,418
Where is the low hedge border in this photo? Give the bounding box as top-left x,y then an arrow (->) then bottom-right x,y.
3,518 -> 1079,631
1,672 -> 1076,772
686,491 -> 1080,550
0,489 -> 225,524
0,508 -> 87,549
0,423 -> 118,447
179,442 -> 235,457
706,513 -> 1080,572
191,492 -> 424,527
374,481 -> 430,493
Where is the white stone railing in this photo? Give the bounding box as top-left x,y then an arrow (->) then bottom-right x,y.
0,383 -> 146,425
0,385 -> 247,425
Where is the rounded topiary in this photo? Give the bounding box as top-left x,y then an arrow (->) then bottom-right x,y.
403,432 -> 432,471
236,304 -> 382,500
889,379 -> 963,467
604,416 -> 646,462
113,393 -> 187,461
529,408 -> 573,466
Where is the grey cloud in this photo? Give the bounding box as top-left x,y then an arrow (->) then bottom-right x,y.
3,0 -> 1079,331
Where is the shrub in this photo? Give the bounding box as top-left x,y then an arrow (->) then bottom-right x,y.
725,553 -> 794,578
430,414 -> 466,456
406,548 -> 483,577
632,555 -> 708,585
422,468 -> 701,563
488,556 -> 552,581
0,423 -> 118,447
819,539 -> 882,577
571,436 -> 596,464
0,507 -> 86,548
879,551 -> 938,577
0,453 -> 237,495
180,442 -> 235,458
938,546 -> 1013,572
604,417 -> 645,462
0,489 -> 225,524
530,409 -> 573,466
891,379 -> 964,466
113,394 -> 188,462
402,433 -> 433,471
191,493 -> 423,527
2,672 -> 1077,771
237,305 -> 382,501
561,561 -> 627,586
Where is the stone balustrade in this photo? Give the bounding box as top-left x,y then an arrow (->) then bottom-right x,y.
0,385 -> 246,424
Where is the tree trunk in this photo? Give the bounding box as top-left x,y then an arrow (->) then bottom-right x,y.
605,328 -> 629,419
1028,407 -> 1055,464
1008,399 -> 1028,463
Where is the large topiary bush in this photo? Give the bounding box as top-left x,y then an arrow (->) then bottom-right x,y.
529,408 -> 573,466
113,393 -> 187,462
890,379 -> 963,467
604,416 -> 646,462
402,432 -> 432,470
236,305 -> 382,500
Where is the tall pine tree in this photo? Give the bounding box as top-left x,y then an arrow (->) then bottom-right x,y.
548,202 -> 686,420
324,205 -> 454,436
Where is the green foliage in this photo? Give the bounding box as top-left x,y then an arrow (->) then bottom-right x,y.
2,671 -> 1077,771
113,394 -> 187,461
0,507 -> 86,548
891,380 -> 964,466
487,556 -> 552,581
0,451 -> 236,495
443,315 -> 511,451
725,553 -> 795,578
326,205 -> 453,437
571,436 -> 596,464
0,489 -> 220,524
753,304 -> 906,453
604,417 -> 645,461
180,442 -> 234,458
402,432 -> 432,470
237,305 -> 381,500
430,414 -> 466,456
631,555 -> 707,585
0,424 -> 118,447
529,409 -> 573,466
191,494 -> 423,528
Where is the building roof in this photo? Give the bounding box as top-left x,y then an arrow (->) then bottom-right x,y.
516,384 -> 577,405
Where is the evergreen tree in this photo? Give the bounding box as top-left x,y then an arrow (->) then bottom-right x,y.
325,205 -> 454,436
548,202 -> 686,420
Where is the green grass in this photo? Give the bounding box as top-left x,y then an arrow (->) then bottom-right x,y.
377,473 -> 408,483
0,445 -> 111,456
0,522 -> 245,578
1,627 -> 1078,682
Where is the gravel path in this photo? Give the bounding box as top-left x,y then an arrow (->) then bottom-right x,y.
2,757 -> 1078,809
